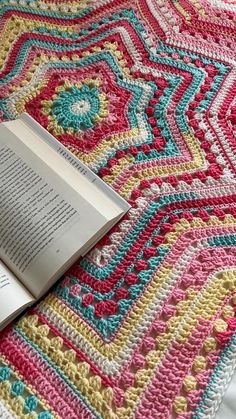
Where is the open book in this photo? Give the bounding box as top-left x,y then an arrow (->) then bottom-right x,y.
0,113 -> 130,330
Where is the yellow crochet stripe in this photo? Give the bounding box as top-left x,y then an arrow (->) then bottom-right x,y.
12,54 -> 62,98
116,132 -> 206,196
5,1 -> 90,12
179,298 -> 235,409
15,217 -> 236,417
190,0 -> 207,16
115,269 -> 236,418
174,2 -> 192,21
1,9 -> 123,69
7,34 -> 137,171
173,395 -> 188,415
0,355 -> 57,419
0,373 -> 16,419
175,297 -> 236,414
81,131 -> 205,195
16,318 -> 115,419
72,152 -> 137,201
0,16 -> 78,69
37,0 -> 89,12
37,214 -> 236,359
23,261 -> 169,357
0,394 -> 17,419
13,61 -> 138,170
13,78 -> 48,114
68,138 -> 136,171
1,21 -> 204,194
16,266 -> 236,419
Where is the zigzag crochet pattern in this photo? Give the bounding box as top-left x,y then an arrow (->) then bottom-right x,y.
0,0 -> 236,418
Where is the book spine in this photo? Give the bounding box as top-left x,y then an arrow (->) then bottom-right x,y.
20,113 -> 130,212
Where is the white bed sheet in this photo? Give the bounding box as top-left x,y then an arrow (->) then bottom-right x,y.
216,371 -> 236,418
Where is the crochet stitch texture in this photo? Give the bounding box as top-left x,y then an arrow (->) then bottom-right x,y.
0,0 -> 236,418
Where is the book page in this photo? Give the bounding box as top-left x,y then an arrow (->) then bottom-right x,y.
8,118 -> 123,220
20,113 -> 130,213
0,126 -> 107,298
0,260 -> 33,329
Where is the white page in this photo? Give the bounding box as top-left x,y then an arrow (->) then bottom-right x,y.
0,127 -> 107,298
20,113 -> 130,213
6,118 -> 123,220
0,260 -> 33,329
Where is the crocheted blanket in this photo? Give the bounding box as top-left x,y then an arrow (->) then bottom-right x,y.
0,1 -> 236,418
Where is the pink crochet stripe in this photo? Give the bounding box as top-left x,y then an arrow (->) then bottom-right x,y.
1,1 -> 236,418
34,310 -> 114,388
0,330 -> 91,419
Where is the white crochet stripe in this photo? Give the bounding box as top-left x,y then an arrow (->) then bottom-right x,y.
0,400 -> 17,419
134,269 -> 235,417
210,0 -> 236,12
39,232 -> 236,376
206,69 -> 236,169
6,27 -> 153,171
146,0 -> 180,35
90,182 -> 236,267
167,32 -> 236,64
89,200 -> 148,266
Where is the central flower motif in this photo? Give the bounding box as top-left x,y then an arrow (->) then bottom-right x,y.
41,79 -> 108,135
70,99 -> 91,116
